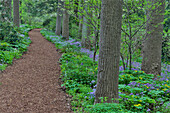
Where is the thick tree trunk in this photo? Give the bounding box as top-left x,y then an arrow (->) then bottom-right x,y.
81,0 -> 91,49
13,0 -> 20,27
62,2 -> 70,40
85,13 -> 92,49
95,0 -> 122,103
141,0 -> 165,76
55,0 -> 62,35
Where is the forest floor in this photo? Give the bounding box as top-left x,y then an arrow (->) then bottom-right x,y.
0,29 -> 73,113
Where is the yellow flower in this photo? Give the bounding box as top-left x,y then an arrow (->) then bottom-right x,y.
135,70 -> 137,72
163,89 -> 167,91
132,95 -> 134,97
167,94 -> 169,96
157,89 -> 159,90
139,77 -> 142,79
142,71 -> 144,73
134,104 -> 141,107
147,87 -> 149,89
139,100 -> 142,102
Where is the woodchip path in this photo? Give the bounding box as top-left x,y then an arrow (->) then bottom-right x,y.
0,29 -> 73,113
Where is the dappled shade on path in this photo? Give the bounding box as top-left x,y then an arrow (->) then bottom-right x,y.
0,29 -> 72,113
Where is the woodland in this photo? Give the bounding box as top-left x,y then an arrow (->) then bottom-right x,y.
0,0 -> 170,112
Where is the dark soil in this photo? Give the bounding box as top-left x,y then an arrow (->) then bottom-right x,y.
0,29 -> 73,113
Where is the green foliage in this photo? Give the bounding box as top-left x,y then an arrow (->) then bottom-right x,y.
69,23 -> 79,39
0,24 -> 32,71
0,64 -> 7,71
85,103 -> 127,113
60,52 -> 97,86
41,29 -> 170,113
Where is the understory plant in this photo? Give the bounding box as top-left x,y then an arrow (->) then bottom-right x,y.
41,29 -> 170,113
0,24 -> 33,71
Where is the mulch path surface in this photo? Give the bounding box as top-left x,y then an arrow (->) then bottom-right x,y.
0,29 -> 73,113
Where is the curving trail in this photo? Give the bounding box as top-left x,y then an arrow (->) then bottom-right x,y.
0,29 -> 72,113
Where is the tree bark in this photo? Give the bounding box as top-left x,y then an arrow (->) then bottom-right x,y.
81,0 -> 91,49
62,2 -> 70,40
95,0 -> 122,103
8,0 -> 12,20
81,15 -> 87,47
13,0 -> 20,27
55,0 -> 62,35
141,0 -> 165,76
78,15 -> 83,39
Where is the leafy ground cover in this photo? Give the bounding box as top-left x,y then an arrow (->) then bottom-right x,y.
41,29 -> 170,113
0,24 -> 34,71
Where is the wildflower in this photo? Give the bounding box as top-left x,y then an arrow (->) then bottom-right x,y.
162,89 -> 167,91
139,100 -> 142,102
147,108 -> 151,112
130,93 -> 133,95
91,80 -> 95,83
157,89 -> 159,90
134,104 -> 141,107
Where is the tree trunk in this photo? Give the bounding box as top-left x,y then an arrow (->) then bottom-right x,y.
7,0 -> 12,21
78,15 -> 83,39
9,0 -> 12,20
141,0 -> 165,76
62,2 -> 70,40
13,0 -> 20,27
81,0 -> 91,49
95,0 -> 122,103
81,16 -> 87,47
55,0 -> 62,35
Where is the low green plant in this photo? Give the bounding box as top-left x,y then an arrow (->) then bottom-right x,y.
41,29 -> 170,113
